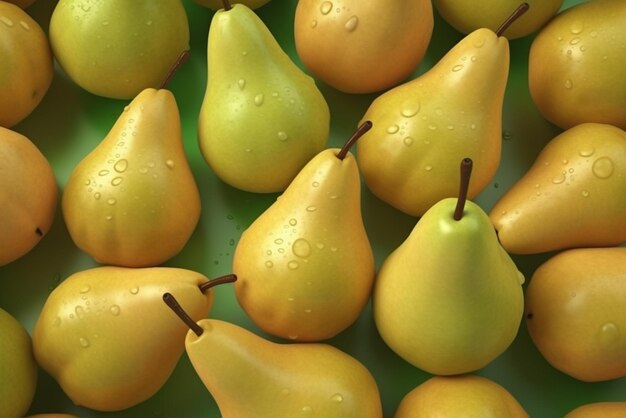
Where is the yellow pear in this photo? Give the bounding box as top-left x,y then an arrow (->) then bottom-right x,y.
525,247 -> 626,382
32,266 -> 234,411
232,123 -> 375,341
565,402 -> 626,418
0,127 -> 57,266
490,123 -> 626,255
62,88 -> 201,267
163,293 -> 383,418
294,0 -> 433,93
25,415 -> 80,418
394,375 -> 528,418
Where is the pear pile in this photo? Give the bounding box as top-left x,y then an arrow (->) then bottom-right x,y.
1,0 -> 626,417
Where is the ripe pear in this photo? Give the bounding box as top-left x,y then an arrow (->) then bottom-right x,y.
294,0 -> 433,93
434,0 -> 564,40
394,375 -> 528,418
565,402 -> 626,418
528,0 -> 626,130
198,2 -> 330,193
490,123 -> 626,255
193,0 -> 270,10
62,88 -> 201,267
0,127 -> 57,267
49,0 -> 189,99
373,159 -> 525,375
163,293 -> 383,418
0,307 -> 38,418
25,415 -> 80,418
525,247 -> 626,382
0,1 -> 53,127
232,123 -> 375,341
32,266 -> 234,411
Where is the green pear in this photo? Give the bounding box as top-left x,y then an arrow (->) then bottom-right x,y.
529,0 -> 626,130
49,0 -> 189,99
0,307 -> 38,418
62,88 -> 201,267
193,0 -> 270,10
373,159 -> 525,375
198,1 -> 330,193
394,375 -> 528,418
565,402 -> 626,418
163,293 -> 383,418
32,266 -> 235,411
232,123 -> 375,341
490,123 -> 626,255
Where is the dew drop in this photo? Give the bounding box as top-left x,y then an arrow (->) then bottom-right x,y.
292,239 -> 312,258
281,388 -> 290,396
265,260 -> 274,269
312,181 -> 320,188
165,159 -> 175,169
254,94 -> 264,106
473,37 -> 485,48
552,173 -> 566,184
428,124 -> 437,131
53,316 -> 61,327
386,124 -> 399,134
277,131 -> 288,141
288,260 -> 300,270
106,215 -> 113,221
331,393 -> 344,403
130,286 -> 139,295
0,16 -> 14,27
114,159 -> 128,173
424,165 -> 433,171
452,64 -> 464,72
75,306 -> 86,319
401,104 -> 420,117
289,333 -> 299,341
274,238 -> 284,245
599,322 -> 620,349
109,305 -> 121,316
569,37 -> 581,45
111,177 -> 123,186
581,190 -> 590,197
564,79 -> 573,89
344,15 -> 358,32
311,19 -> 317,28
289,218 -> 297,226
579,147 -> 595,157
301,406 -> 312,414
470,123 -> 477,130
102,20 -> 109,26
107,198 -> 116,205
570,21 -> 584,34
470,56 -> 477,62
146,20 -> 153,26
98,169 -> 110,176
80,285 -> 91,294
447,125 -> 455,130
592,157 -> 614,179
79,337 -> 90,348
316,242 -> 325,249
320,1 -> 333,14
19,20 -> 29,30
403,137 -> 414,146
502,131 -> 513,141
237,79 -> 246,89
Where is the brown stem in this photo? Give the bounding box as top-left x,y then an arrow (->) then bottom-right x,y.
496,3 -> 530,37
198,274 -> 237,293
163,292 -> 204,337
160,50 -> 190,89
221,0 -> 232,11
336,120 -> 373,160
453,158 -> 473,221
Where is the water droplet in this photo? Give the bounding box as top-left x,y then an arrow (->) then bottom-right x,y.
304,308 -> 312,313
569,37 -> 581,45
274,238 -> 284,245
105,215 -> 113,221
80,285 -> 91,294
330,246 -> 338,252
114,159 -> 128,173
581,190 -> 590,197
386,124 -> 399,134
473,37 -> 485,48
592,157 -> 614,178
19,20 -> 29,30
288,333 -> 299,340
288,260 -> 300,270
564,79 -> 573,89
424,165 -> 433,171
79,337 -> 90,348
278,248 -> 285,254
568,168 -> 575,173
446,125 -> 455,130
305,205 -> 318,213
0,16 -> 14,27
146,20 -> 153,26
53,316 -> 61,327
599,322 -> 620,349
452,64 -> 464,72
403,137 -> 414,146
312,181 -> 320,188
292,239 -> 312,258
311,19 -> 318,28
237,79 -> 246,89
503,131 -> 513,141
265,260 -> 274,269
109,305 -> 121,316
401,104 -> 420,117
254,94 -> 264,106
552,173 -> 566,184
470,55 -> 477,62
301,406 -> 312,414
470,123 -> 477,130
98,169 -> 110,176
107,198 -> 116,205
241,50 -> 248,56
428,124 -> 437,131
277,131 -> 288,141
344,15 -> 358,32
165,159 -> 175,169
590,30 -> 598,38
331,393 -> 344,403
289,218 -> 297,226
111,176 -> 123,186
579,147 -> 595,157
570,21 -> 584,34
102,20 -> 109,26
320,1 -> 333,14
130,287 -> 139,295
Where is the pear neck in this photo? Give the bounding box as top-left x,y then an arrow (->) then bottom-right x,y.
336,121 -> 373,160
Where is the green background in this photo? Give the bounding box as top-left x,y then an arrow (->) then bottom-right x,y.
1,0 -> 624,417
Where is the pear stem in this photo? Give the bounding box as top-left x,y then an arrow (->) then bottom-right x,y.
221,0 -> 232,11
336,121 -> 373,160
198,274 -> 237,293
163,292 -> 204,337
160,50 -> 190,89
495,3 -> 530,37
453,158 -> 473,221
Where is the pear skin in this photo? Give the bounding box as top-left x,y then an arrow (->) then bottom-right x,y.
62,88 -> 201,267
565,402 -> 626,418
198,4 -> 330,193
525,247 -> 626,382
490,123 -> 626,255
233,143 -> 374,341
32,266 -> 218,411
356,28 -> 509,216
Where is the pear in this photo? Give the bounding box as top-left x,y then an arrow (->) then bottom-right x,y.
0,1 -> 54,128
294,0 -> 433,93
0,127 -> 57,267
193,0 -> 271,10
49,0 -> 189,99
62,88 -> 201,267
565,402 -> 626,418
525,247 -> 626,382
373,158 -> 525,375
0,307 -> 38,418
198,1 -> 330,193
32,266 -> 235,411
394,375 -> 528,418
163,293 -> 383,418
232,123 -> 375,341
25,415 -> 80,418
528,0 -> 626,130
490,123 -> 626,255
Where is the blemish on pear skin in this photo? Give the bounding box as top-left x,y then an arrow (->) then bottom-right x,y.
35,227 -> 43,237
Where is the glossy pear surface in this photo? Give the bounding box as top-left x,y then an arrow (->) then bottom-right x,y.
356,28 -> 509,216
529,0 -> 626,130
33,266 -> 214,411
233,148 -> 374,341
294,0 -> 433,93
394,375 -> 528,418
490,123 -> 626,254
0,127 -> 57,267
374,199 -> 524,375
565,402 -> 626,418
62,88 -> 201,267
25,415 -> 80,418
193,0 -> 270,10
526,247 -> 626,382
0,1 -> 53,127
198,4 -> 330,193
185,318 -> 383,418
49,0 -> 189,99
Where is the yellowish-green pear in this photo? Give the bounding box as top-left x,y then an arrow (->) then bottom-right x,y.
564,402 -> 626,418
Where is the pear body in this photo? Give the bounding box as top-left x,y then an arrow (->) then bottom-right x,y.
565,402 -> 626,418
198,4 -> 329,193
528,0 -> 626,130
356,28 -> 508,216
62,88 -> 201,267
525,247 -> 626,382
32,266 -> 214,411
185,319 -> 383,418
0,1 -> 53,127
0,127 -> 57,267
394,375 -> 528,418
49,0 -> 189,99
233,148 -> 374,341
374,199 -> 524,375
193,0 -> 270,10
490,123 -> 626,255
294,0 -> 433,93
